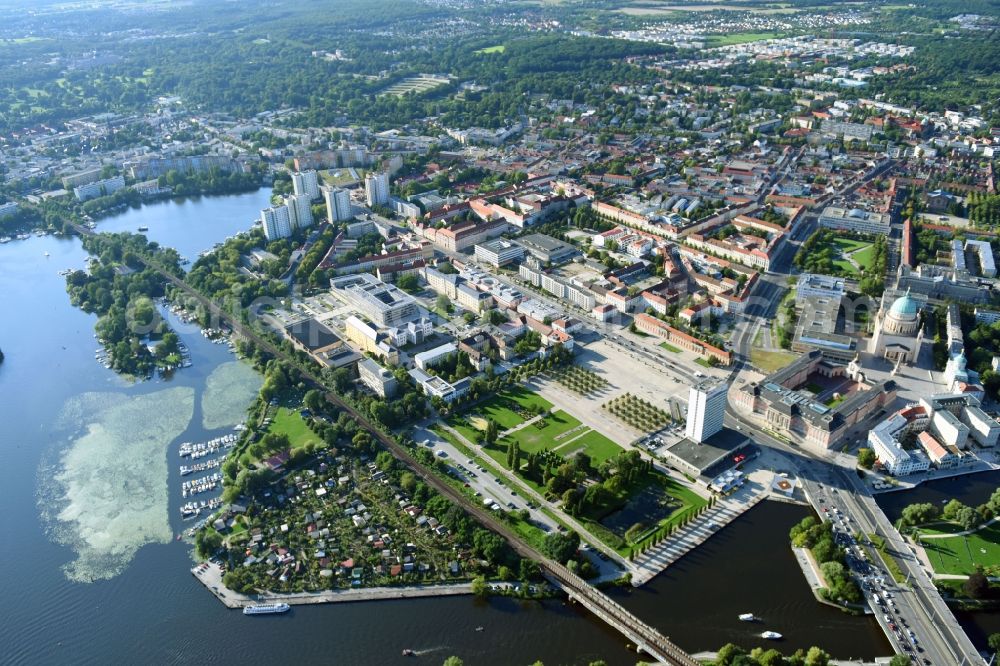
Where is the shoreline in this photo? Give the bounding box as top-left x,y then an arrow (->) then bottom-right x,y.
192,561 -> 474,609
869,463 -> 1000,495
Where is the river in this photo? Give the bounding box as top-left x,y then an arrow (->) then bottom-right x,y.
0,191 -> 900,664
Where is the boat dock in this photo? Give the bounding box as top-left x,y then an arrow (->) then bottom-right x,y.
182,472 -> 222,497
179,433 -> 238,458
181,497 -> 223,518
180,455 -> 223,476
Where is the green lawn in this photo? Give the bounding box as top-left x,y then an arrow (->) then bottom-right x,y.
554,429 -> 623,465
915,521 -> 968,537
497,410 -> 582,454
694,357 -> 714,369
475,44 -> 505,54
751,349 -> 798,373
452,386 -> 554,436
852,244 -> 877,270
659,341 -> 682,353
919,524 -> 1000,576
270,407 -> 321,449
832,238 -> 871,254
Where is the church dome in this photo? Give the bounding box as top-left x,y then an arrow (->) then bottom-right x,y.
888,294 -> 919,320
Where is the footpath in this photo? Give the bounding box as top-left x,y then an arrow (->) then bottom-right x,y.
192,561 -> 472,609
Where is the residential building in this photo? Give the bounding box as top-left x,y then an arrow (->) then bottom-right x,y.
323,186 -> 353,222
292,170 -> 321,200
285,193 -> 313,231
0,201 -> 18,219
868,406 -> 931,476
633,314 -> 731,365
261,205 -> 292,241
966,239 -> 997,277
365,171 -> 390,207
61,168 -> 103,189
685,381 -> 728,443
73,175 -> 126,202
975,308 -> 1000,326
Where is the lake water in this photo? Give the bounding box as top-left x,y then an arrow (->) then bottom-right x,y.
0,191 -> 907,664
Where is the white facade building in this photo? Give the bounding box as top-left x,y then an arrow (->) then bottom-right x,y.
292,170 -> 321,201
365,171 -> 390,207
474,239 -> 524,267
685,381 -> 728,443
285,193 -> 314,231
261,205 -> 292,241
323,186 -> 353,223
818,206 -> 890,235
73,175 -> 126,202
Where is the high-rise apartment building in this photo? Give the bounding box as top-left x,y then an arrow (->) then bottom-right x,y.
285,193 -> 313,231
292,170 -> 321,201
261,205 -> 292,241
685,381 -> 728,443
323,185 -> 353,222
365,171 -> 390,207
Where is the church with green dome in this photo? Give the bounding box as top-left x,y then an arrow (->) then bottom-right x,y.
869,289 -> 924,365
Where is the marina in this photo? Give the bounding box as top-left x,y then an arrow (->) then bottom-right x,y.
181,497 -> 224,518
181,472 -> 222,498
179,432 -> 239,458
180,455 -> 224,476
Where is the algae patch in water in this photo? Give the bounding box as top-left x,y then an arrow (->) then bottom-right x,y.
201,361 -> 261,430
41,387 -> 194,582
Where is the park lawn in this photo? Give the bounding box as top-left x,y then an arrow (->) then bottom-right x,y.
455,385 -> 554,435
852,244 -> 877,271
475,44 -> 505,54
659,341 -> 682,353
560,429 -> 624,465
500,409 -> 582,454
919,524 -> 1000,576
751,348 -> 798,373
832,258 -> 860,277
915,521 -> 968,537
444,416 -> 484,447
831,237 -> 872,254
270,407 -> 321,449
694,357 -> 714,369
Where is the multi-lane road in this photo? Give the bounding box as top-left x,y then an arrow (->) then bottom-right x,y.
727,405 -> 985,665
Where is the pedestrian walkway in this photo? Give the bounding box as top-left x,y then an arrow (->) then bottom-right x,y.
631,480 -> 769,586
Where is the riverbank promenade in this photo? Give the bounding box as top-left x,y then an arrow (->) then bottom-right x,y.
192,561 -> 472,609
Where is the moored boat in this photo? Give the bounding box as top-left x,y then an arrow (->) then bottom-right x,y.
243,603 -> 290,615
